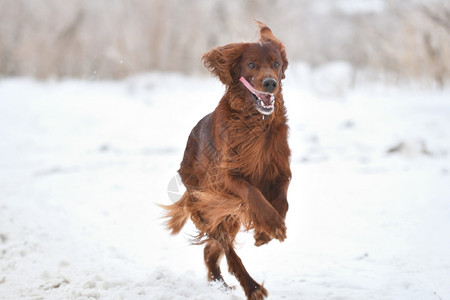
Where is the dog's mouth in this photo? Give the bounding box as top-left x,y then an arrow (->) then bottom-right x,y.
239,77 -> 275,115
251,92 -> 275,115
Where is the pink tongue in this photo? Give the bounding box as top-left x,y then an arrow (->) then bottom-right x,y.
257,93 -> 272,106
239,77 -> 257,93
239,77 -> 272,106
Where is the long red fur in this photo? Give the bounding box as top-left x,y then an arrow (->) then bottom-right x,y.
160,21 -> 291,300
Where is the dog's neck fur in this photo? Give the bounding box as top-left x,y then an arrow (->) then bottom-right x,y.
213,86 -> 289,187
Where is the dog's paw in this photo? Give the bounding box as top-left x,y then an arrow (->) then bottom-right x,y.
247,282 -> 268,300
269,217 -> 286,242
253,209 -> 287,242
254,231 -> 272,246
209,278 -> 235,292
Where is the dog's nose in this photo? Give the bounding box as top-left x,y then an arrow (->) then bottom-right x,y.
262,78 -> 277,93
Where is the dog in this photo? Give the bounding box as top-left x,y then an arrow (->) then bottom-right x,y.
161,21 -> 291,300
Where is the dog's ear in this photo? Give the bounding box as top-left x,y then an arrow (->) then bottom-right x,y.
255,20 -> 289,79
202,43 -> 246,86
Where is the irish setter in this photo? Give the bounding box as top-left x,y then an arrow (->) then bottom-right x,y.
161,21 -> 291,300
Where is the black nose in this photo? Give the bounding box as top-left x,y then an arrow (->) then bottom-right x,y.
262,78 -> 277,92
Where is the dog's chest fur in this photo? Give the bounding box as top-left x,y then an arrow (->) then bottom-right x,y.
225,114 -> 288,187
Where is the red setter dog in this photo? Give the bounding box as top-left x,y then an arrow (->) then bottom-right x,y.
161,21 -> 291,300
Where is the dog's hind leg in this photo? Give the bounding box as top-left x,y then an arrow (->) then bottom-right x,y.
223,242 -> 268,300
213,221 -> 268,300
204,240 -> 231,289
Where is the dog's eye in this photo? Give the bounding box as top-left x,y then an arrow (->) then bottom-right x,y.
273,61 -> 280,68
248,62 -> 256,69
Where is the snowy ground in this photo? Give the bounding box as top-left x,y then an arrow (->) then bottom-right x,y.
1,64 -> 449,299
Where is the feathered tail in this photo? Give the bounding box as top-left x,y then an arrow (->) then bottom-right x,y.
159,191 -> 191,235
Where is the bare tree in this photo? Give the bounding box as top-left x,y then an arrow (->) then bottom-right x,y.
0,0 -> 448,85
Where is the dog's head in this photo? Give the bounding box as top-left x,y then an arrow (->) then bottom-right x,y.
202,21 -> 288,115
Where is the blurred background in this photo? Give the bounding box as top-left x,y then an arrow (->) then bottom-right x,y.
1,0 -> 449,86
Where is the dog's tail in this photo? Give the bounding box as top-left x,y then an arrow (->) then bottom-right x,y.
159,191 -> 191,235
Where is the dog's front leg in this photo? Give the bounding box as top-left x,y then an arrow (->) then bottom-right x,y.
270,178 -> 289,218
254,179 -> 289,246
225,174 -> 286,242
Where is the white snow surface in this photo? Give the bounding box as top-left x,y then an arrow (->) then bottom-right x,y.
1,65 -> 450,299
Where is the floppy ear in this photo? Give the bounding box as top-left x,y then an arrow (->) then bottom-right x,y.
255,20 -> 289,79
202,43 -> 246,86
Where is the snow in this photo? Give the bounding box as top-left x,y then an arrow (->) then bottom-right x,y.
1,65 -> 449,299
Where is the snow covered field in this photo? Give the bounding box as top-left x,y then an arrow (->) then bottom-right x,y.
1,65 -> 449,299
